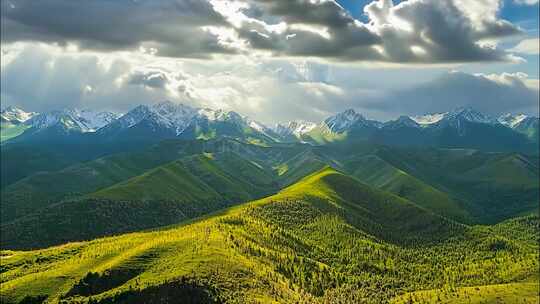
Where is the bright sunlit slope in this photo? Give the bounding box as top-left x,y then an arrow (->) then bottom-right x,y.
1,168 -> 537,304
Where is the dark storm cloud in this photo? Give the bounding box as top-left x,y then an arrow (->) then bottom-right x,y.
239,0 -> 522,62
0,0 -> 525,62
366,0 -> 522,62
367,71 -> 539,116
1,0 -> 235,57
128,70 -> 169,89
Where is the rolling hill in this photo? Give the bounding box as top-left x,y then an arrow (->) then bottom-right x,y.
373,147 -> 540,223
2,138 -> 538,250
343,154 -> 472,223
0,151 -> 279,250
1,168 -> 537,303
0,140 -> 216,223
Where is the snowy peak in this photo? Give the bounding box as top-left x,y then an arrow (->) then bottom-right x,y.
324,109 -> 369,133
498,113 -> 528,128
102,101 -> 265,138
411,112 -> 447,125
384,116 -> 420,129
411,107 -> 497,130
78,109 -> 119,131
153,101 -> 196,121
114,105 -> 153,129
108,102 -> 197,135
151,101 -> 198,134
444,107 -> 497,124
196,108 -> 244,124
28,108 -> 119,132
275,120 -> 317,138
1,106 -> 38,124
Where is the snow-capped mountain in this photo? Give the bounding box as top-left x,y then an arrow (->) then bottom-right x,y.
101,102 -> 197,135
411,113 -> 447,125
323,109 -> 382,133
383,116 -> 420,130
442,107 -> 497,125
275,120 -> 317,138
512,116 -> 539,142
416,107 -> 498,136
1,106 -> 38,124
98,101 -> 276,143
4,103 -> 537,152
412,108 -> 497,128
28,108 -> 119,133
498,114 -> 528,128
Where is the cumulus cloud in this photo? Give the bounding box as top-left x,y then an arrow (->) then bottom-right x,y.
362,0 -> 520,62
0,0 -> 523,63
509,38 -> 540,55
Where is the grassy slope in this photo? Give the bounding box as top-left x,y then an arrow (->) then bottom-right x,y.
91,152 -> 277,205
1,152 -> 279,250
0,140 -> 221,222
1,168 -> 537,304
343,154 -> 472,223
274,150 -> 329,187
391,282 -> 538,304
375,148 -> 540,223
0,123 -> 29,143
0,138 -> 312,222
90,157 -> 222,202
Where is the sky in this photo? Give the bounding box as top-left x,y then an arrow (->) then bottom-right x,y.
1,0 -> 539,124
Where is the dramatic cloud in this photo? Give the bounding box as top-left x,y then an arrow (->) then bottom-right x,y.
2,43 -> 538,124
0,0 -> 523,63
0,0 -> 236,58
363,0 -> 521,62
1,1 -> 537,123
0,44 -> 172,112
0,43 -> 347,122
366,71 -> 540,116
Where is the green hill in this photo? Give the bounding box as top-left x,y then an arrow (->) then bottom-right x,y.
274,150 -> 330,187
374,148 -> 540,223
343,154 -> 472,223
1,152 -> 278,250
0,123 -> 29,143
0,139 -> 274,223
90,152 -> 274,203
2,168 -> 536,303
0,142 -> 192,223
391,282 -> 538,304
0,145 -> 75,189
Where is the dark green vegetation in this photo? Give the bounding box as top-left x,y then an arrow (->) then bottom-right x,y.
1,168 -> 538,303
2,138 -> 538,249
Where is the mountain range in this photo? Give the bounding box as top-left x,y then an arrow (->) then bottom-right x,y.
1,102 -> 538,151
